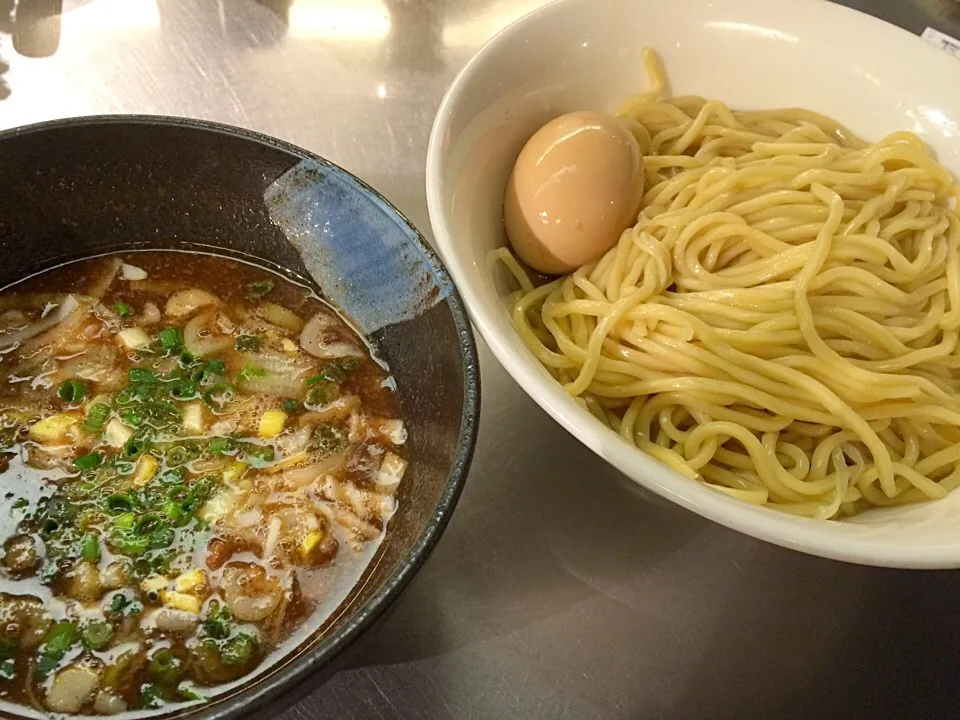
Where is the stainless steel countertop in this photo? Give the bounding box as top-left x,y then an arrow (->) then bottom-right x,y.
2,1 -> 960,718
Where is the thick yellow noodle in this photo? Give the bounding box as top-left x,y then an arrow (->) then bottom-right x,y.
496,50 -> 960,519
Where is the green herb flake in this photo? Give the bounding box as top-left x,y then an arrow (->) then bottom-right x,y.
158,327 -> 183,350
128,368 -> 158,384
243,279 -> 274,300
74,452 -> 103,471
208,437 -> 234,456
221,633 -> 257,667
83,402 -> 111,432
235,334 -> 262,352
58,379 -> 88,404
80,620 -> 113,651
80,533 -> 100,562
235,364 -> 266,383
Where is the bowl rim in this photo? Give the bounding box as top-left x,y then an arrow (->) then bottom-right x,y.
425,0 -> 960,569
0,113 -> 482,717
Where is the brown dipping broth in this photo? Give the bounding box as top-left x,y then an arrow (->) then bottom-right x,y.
0,252 -> 407,715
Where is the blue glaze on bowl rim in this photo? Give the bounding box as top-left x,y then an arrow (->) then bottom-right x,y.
0,114 -> 481,720
265,157 -> 456,336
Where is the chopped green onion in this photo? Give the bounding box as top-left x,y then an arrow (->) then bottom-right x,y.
306,382 -> 340,406
200,601 -> 233,640
43,622 -> 77,653
80,620 -> 113,651
221,633 -> 257,667
165,485 -> 188,502
169,380 -> 197,400
133,513 -> 163,535
282,399 -> 298,413
177,682 -> 208,702
110,529 -> 150,555
179,351 -> 196,367
162,500 -> 185,526
207,437 -> 234,455
311,357 -> 360,385
241,443 -> 275,466
165,445 -> 190,466
107,592 -> 129,615
201,384 -> 234,411
235,334 -> 262,351
80,533 -> 100,562
235,364 -> 266,383
122,436 -> 149,459
158,328 -> 183,350
243,279 -> 274,300
113,512 -> 136,529
83,402 -> 111,432
58,379 -> 87,404
150,553 -> 171,575
116,301 -> 132,317
139,683 -> 165,709
106,494 -> 135,514
148,648 -> 183,686
206,359 -> 227,374
41,519 -> 59,535
0,641 -> 15,681
121,408 -> 144,427
37,621 -> 77,679
150,528 -> 176,553
128,368 -> 158,384
74,452 -> 102,471
315,424 -> 347,456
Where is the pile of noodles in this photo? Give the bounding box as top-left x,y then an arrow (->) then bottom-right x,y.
495,51 -> 960,519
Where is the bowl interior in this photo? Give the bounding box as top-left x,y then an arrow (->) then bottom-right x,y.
427,0 -> 960,566
0,117 -> 478,717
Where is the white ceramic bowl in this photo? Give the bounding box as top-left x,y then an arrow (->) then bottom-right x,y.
426,0 -> 960,568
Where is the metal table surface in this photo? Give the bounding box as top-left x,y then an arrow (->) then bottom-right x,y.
2,1 -> 960,718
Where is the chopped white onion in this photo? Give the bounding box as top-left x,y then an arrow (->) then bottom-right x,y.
184,310 -> 232,356
104,418 -> 134,448
165,288 -> 219,317
46,665 -> 100,713
263,517 -> 282,560
378,419 -> 406,445
299,311 -> 363,359
0,295 -> 78,350
117,327 -> 150,350
120,263 -> 147,281
147,607 -> 200,632
376,452 -> 407,494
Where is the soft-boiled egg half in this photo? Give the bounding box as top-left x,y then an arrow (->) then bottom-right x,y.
504,110 -> 645,275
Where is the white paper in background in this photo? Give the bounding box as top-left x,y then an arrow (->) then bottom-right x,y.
922,27 -> 960,58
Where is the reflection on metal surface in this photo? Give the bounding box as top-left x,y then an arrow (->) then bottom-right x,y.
288,0 -> 389,41
64,0 -> 157,32
12,0 -> 62,57
3,1 -> 959,718
441,0 -> 544,48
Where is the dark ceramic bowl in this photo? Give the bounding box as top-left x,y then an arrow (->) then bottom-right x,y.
0,116 -> 480,719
